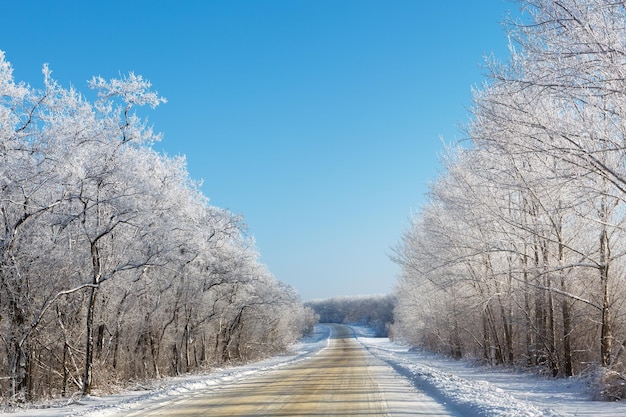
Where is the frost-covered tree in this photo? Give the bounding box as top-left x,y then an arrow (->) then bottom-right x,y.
393,1 -> 626,394
305,295 -> 395,336
0,51 -> 308,403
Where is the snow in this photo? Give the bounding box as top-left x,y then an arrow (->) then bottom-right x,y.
2,327 -> 330,417
352,325 -> 626,417
4,324 -> 626,416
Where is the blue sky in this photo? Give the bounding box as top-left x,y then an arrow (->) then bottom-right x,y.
0,1 -> 513,300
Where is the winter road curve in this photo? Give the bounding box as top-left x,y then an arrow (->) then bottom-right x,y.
120,324 -> 455,416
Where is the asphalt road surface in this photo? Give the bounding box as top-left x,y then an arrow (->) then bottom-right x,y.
121,324 -> 455,416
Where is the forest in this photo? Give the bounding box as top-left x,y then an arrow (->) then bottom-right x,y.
392,0 -> 626,399
0,52 -> 314,403
305,295 -> 395,337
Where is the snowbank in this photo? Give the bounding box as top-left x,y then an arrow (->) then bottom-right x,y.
6,324 -> 626,417
354,326 -> 626,417
3,326 -> 331,416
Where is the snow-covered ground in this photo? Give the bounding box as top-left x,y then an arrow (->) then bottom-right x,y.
4,324 -> 626,416
2,327 -> 331,417
353,326 -> 626,417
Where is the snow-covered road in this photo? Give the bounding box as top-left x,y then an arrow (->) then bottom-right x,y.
4,324 -> 626,416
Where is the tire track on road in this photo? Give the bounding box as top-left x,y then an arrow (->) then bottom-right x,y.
121,324 -> 455,416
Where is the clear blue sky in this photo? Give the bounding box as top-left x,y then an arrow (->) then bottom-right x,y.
0,1 -> 513,300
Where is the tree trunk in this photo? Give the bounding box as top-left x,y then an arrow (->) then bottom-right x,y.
7,293 -> 29,401
150,332 -> 160,379
600,225 -> 611,367
482,311 -> 492,364
557,238 -> 573,376
598,192 -> 613,369
546,282 -> 558,377
534,285 -> 546,366
82,284 -> 98,395
561,296 -> 573,376
522,253 -> 534,366
62,342 -> 69,397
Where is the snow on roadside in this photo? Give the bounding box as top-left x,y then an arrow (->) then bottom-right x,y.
362,340 -> 557,417
353,325 -> 626,417
3,326 -> 331,416
7,324 -> 626,417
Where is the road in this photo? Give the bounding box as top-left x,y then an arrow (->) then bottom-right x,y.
121,324 -> 455,416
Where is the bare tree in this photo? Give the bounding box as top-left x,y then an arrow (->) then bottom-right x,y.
0,51 -> 310,403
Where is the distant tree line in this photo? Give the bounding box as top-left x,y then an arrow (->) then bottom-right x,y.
0,52 -> 309,404
305,295 -> 395,336
392,0 -> 626,400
